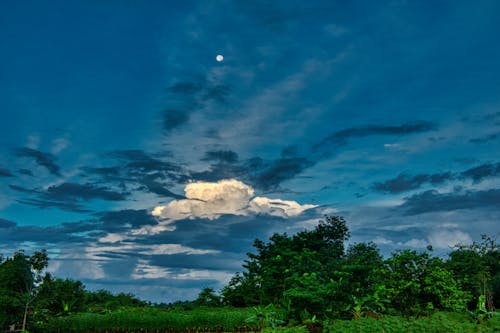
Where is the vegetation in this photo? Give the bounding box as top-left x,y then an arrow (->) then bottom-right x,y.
1,215 -> 499,332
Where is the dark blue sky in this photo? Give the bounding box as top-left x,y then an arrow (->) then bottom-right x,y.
1,0 -> 499,302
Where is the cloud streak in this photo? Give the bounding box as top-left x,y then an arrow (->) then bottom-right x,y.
16,147 -> 61,176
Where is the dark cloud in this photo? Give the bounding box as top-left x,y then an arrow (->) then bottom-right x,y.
16,198 -> 92,213
0,218 -> 16,228
201,84 -> 230,104
0,224 -> 89,243
461,162 -> 500,183
45,183 -> 128,201
190,163 -> 247,182
97,209 -> 157,232
161,79 -> 231,133
373,172 -> 453,194
80,166 -> 122,177
399,188 -> 500,215
10,182 -> 128,213
150,253 -> 243,271
18,169 -> 34,176
201,150 -> 239,164
167,82 -> 203,95
0,168 -> 14,177
163,109 -> 190,131
109,150 -> 181,175
16,147 -> 61,176
313,121 -> 435,153
136,175 -> 186,199
248,157 -> 315,191
469,131 -> 500,144
81,150 -> 187,199
9,184 -> 40,194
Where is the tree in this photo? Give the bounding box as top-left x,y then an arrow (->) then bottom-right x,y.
375,250 -> 468,315
446,234 -> 500,310
195,288 -> 221,307
222,215 -> 352,318
35,274 -> 86,317
0,249 -> 48,330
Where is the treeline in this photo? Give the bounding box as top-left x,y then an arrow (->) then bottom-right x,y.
0,250 -> 146,329
0,216 -> 499,330
220,216 -> 499,320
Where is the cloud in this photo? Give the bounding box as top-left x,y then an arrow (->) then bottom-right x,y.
152,179 -> 316,223
469,131 -> 500,144
313,121 -> 435,154
152,179 -> 254,221
427,230 -> 472,249
201,150 -> 239,164
161,80 -> 231,132
45,183 -> 128,201
18,169 -> 34,176
0,168 -> 14,177
373,172 -> 453,193
51,137 -> 70,154
0,218 -> 16,228
248,157 -> 315,191
9,182 -> 128,212
163,109 -> 190,131
461,162 -> 500,183
82,150 -> 186,199
248,196 -> 317,217
97,209 -> 159,232
399,188 -> 500,215
15,198 -> 92,213
16,147 -> 61,176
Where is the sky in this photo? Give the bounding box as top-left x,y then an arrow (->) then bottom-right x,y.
1,0 -> 500,303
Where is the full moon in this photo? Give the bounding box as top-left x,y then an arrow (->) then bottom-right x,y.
216,54 -> 224,62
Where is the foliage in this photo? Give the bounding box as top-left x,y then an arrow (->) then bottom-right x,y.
0,249 -> 48,329
324,311 -> 500,333
35,307 -> 262,333
374,250 -> 469,315
195,287 -> 222,307
446,234 -> 500,310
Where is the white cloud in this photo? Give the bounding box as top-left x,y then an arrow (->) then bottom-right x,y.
152,179 -> 316,222
153,179 -> 254,220
249,196 -> 316,217
96,179 -> 317,242
399,238 -> 428,249
51,137 -> 70,154
428,230 -> 472,249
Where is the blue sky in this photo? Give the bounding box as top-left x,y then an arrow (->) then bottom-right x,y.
1,0 -> 499,302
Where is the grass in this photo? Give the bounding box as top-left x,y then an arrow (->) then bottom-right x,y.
323,312 -> 500,333
34,307 -> 266,333
34,309 -> 500,333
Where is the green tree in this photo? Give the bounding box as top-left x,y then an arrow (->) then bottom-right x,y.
34,274 -> 86,317
0,249 -> 48,330
195,287 -> 221,307
446,234 -> 500,310
222,215 -> 351,318
375,250 -> 468,315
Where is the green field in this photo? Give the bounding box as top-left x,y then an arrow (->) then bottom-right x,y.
34,309 -> 500,333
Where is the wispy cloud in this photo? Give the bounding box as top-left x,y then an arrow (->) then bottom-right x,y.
373,172 -> 453,193
16,147 -> 61,176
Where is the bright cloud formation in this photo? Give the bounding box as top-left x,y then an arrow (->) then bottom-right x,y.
152,179 -> 316,221
98,179 -> 317,242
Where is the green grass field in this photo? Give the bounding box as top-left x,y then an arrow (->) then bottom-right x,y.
34,309 -> 500,333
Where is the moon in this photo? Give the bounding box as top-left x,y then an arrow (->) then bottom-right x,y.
216,54 -> 224,62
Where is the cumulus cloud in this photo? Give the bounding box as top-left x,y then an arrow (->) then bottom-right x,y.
152,179 -> 316,222
95,179 -> 317,241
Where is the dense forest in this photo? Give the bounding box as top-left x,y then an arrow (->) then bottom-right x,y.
1,216 -> 499,332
